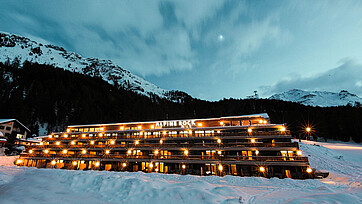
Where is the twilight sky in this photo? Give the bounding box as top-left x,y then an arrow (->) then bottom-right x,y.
1,0 -> 361,100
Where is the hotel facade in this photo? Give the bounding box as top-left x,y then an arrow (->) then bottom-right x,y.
16,113 -> 314,179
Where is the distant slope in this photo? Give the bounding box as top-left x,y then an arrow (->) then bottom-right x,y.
0,32 -> 189,101
269,89 -> 362,107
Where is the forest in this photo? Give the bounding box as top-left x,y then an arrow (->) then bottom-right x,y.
1,61 -> 361,142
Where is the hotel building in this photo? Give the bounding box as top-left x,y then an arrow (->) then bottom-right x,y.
16,113 -> 314,179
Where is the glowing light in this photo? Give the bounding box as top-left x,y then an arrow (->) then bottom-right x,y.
149,163 -> 153,168
218,34 -> 223,40
217,150 -> 222,155
100,127 -> 104,131
251,139 -> 256,143
217,130 -> 221,133
135,140 -> 140,145
263,120 -> 267,124
127,149 -> 132,155
259,120 -> 263,124
217,139 -> 222,144
44,149 -> 49,154
218,164 -> 223,171
66,129 -> 70,133
220,121 -> 224,125
82,134 -> 86,138
120,126 -> 124,130
255,150 -> 259,155
72,161 -> 77,166
188,130 -> 192,134
306,127 -> 311,132
90,141 -> 95,145
40,142 -> 43,145
138,125 -> 142,129
280,127 -> 286,132
163,131 -> 167,135
184,150 -> 189,155
82,149 -> 87,154
51,160 -> 56,165
197,123 -> 202,127
160,139 -> 163,144
259,166 -> 265,172
105,150 -> 110,154
296,150 -> 302,156
306,167 -> 312,173
154,150 -> 159,155
122,163 -> 127,167
29,150 -> 33,154
248,128 -> 252,133
95,162 -> 100,167
56,141 -> 60,145
64,134 -> 68,138
71,141 -> 76,145
99,133 -> 103,137
182,164 -> 186,169
62,149 -> 68,154
110,140 -> 115,145
48,135 -> 52,138
151,125 -> 155,129
16,159 -> 23,164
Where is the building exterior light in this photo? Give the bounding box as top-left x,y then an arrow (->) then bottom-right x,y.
40,142 -> 43,145
251,139 -> 256,143
259,120 -> 263,124
306,167 -> 312,173
149,163 -> 153,168
220,121 -> 224,125
182,164 -> 186,169
105,150 -> 110,154
280,127 -> 286,132
263,120 -> 267,124
110,140 -> 115,145
82,149 -> 87,154
259,166 -> 265,172
217,139 -> 222,144
44,150 -> 49,154
138,125 -> 142,129
64,134 -> 68,138
184,150 -> 189,156
66,129 -> 70,133
248,128 -> 252,133
120,126 -> 124,130
217,130 -> 221,133
127,149 -> 132,155
72,161 -> 77,166
51,160 -> 56,165
29,150 -> 33,153
135,140 -> 139,145
16,159 -> 23,164
122,163 -> 127,167
306,127 -> 311,132
90,141 -> 95,145
217,150 -> 222,155
255,150 -> 259,155
154,150 -> 159,155
100,127 -> 104,131
296,150 -> 302,156
160,139 -> 163,144
48,135 -> 52,138
99,133 -> 103,137
56,141 -> 60,145
218,164 -> 223,171
188,130 -> 192,134
82,134 -> 86,138
95,162 -> 100,167
71,141 -> 76,145
197,123 -> 202,127
163,131 -> 167,135
62,149 -> 68,154
151,125 -> 155,129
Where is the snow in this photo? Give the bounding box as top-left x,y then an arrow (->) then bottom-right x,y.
0,140 -> 361,203
270,89 -> 362,107
0,32 -> 171,99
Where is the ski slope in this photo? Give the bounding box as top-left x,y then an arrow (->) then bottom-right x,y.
0,140 -> 361,203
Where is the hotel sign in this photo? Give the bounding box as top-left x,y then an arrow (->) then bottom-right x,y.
155,120 -> 196,128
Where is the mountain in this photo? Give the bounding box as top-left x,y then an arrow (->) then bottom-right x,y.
269,89 -> 362,107
0,32 -> 189,101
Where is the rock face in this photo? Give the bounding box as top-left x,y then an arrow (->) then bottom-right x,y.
0,32 -> 190,101
269,89 -> 362,107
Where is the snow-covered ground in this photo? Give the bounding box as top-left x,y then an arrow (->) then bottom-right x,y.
0,140 -> 361,204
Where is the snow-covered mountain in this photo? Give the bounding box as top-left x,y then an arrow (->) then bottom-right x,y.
0,32 -> 185,100
269,89 -> 362,107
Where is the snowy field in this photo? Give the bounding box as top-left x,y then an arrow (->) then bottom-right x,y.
0,140 -> 361,204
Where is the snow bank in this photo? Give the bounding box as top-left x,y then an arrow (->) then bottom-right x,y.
0,140 -> 361,203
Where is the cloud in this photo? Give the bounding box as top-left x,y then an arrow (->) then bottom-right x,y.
261,60 -> 362,97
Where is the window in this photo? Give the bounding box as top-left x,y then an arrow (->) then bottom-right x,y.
6,127 -> 11,131
0,126 -> 4,129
